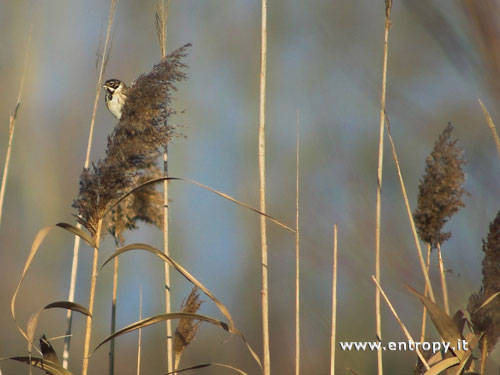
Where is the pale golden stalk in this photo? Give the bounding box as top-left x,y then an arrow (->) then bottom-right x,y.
295,113 -> 300,375
437,244 -> 449,315
371,276 -> 430,371
385,122 -> 436,302
0,23 -> 33,227
137,286 -> 143,375
156,0 -> 173,372
419,243 -> 431,342
480,336 -> 487,375
258,0 -> 270,373
330,225 -> 338,375
374,2 -> 392,374
63,0 -> 117,368
109,244 -> 119,375
82,219 -> 103,375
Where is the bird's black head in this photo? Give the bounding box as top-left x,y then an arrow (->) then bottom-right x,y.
102,79 -> 124,92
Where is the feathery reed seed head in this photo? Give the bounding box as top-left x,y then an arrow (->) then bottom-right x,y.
413,123 -> 468,248
73,44 -> 190,235
174,287 -> 203,357
468,209 -> 500,353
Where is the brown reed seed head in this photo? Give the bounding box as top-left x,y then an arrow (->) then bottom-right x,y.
104,168 -> 164,244
468,210 -> 500,353
174,286 -> 203,356
73,44 -> 190,235
413,123 -> 468,248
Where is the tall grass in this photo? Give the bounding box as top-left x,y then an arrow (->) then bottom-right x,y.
154,0 -> 174,372
374,2 -> 392,374
63,0 -> 118,368
330,224 -> 338,375
258,0 -> 270,374
0,23 -> 33,227
4,3 -> 500,375
295,113 -> 300,375
82,220 -> 103,375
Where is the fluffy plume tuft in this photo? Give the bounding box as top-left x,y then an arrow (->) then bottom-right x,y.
73,44 -> 190,235
468,210 -> 500,353
413,123 -> 468,248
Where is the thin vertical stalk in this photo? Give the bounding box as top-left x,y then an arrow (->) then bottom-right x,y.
63,0 -> 117,368
163,150 -> 173,375
480,336 -> 487,375
437,243 -> 449,315
330,225 -> 338,375
137,286 -> 143,375
258,0 -> 270,374
371,276 -> 430,371
82,219 -> 103,375
156,0 -> 173,372
419,243 -> 431,342
109,240 -> 119,375
385,121 -> 436,302
295,113 -> 300,375
0,23 -> 33,227
375,2 -> 392,375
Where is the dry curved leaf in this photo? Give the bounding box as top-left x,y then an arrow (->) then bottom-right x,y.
101,243 -> 233,328
56,223 -> 96,247
99,244 -> 262,369
424,357 -> 460,375
104,177 -> 295,233
11,224 -> 94,342
473,291 -> 500,313
163,362 -> 248,375
4,356 -> 72,375
44,301 -> 91,317
92,312 -> 261,369
406,284 -> 467,361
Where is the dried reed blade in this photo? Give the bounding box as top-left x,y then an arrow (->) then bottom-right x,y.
103,177 -> 295,233
437,244 -> 450,315
372,277 -> 430,370
385,119 -> 436,302
295,111 -> 301,375
374,2 -> 393,374
330,225 -> 338,375
420,243 -> 432,342
154,1 -> 173,371
82,219 -> 103,375
258,0 -> 270,373
63,0 -> 118,368
137,286 -> 143,375
0,22 -> 33,227
163,362 -> 248,375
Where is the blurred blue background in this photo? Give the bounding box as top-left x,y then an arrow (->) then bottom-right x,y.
1,0 -> 499,373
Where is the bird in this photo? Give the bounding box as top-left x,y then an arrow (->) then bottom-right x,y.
101,43 -> 191,126
102,79 -> 129,119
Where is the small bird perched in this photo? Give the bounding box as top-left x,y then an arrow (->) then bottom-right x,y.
101,43 -> 191,125
102,79 -> 129,119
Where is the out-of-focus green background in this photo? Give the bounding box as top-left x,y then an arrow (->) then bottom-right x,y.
1,1 -> 499,374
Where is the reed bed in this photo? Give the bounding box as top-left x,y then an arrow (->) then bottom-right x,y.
1,1 -> 500,375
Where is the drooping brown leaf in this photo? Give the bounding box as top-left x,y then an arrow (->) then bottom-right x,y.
5,356 -> 71,375
406,285 -> 467,361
